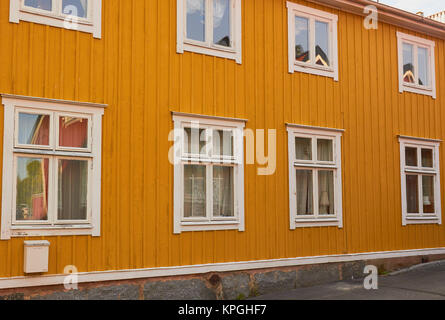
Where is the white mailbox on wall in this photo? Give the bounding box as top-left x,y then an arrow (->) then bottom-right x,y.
24,241 -> 50,274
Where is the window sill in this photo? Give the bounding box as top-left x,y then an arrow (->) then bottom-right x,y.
179,42 -> 242,64
291,64 -> 338,81
404,216 -> 441,225
9,2 -> 102,39
177,221 -> 242,233
400,84 -> 436,99
20,8 -> 94,26
9,225 -> 95,238
294,218 -> 342,228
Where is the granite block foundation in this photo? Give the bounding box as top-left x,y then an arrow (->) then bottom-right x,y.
1,254 -> 444,300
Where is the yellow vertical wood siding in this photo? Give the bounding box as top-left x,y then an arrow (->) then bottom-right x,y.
0,0 -> 445,277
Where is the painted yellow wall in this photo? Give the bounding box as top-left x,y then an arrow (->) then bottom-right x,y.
1,0 -> 445,278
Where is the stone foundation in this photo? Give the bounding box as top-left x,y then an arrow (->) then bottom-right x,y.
1,253 -> 444,300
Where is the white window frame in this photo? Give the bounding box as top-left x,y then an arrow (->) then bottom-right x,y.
10,0 -> 102,39
287,124 -> 343,229
172,112 -> 245,234
0,94 -> 106,240
176,0 -> 242,64
397,32 -> 436,99
286,1 -> 339,81
399,136 -> 442,226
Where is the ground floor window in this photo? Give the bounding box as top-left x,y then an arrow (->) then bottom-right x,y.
287,124 -> 343,229
399,136 -> 441,225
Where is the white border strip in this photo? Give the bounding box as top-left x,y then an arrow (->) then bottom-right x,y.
1,247 -> 445,290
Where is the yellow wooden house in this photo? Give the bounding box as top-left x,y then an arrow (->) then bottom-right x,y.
1,0 -> 445,299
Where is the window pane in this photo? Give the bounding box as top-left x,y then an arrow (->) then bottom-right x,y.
405,147 -> 417,167
213,166 -> 234,217
418,47 -> 429,87
422,175 -> 435,214
59,116 -> 89,149
318,170 -> 335,215
16,157 -> 49,221
403,43 -> 415,84
317,139 -> 333,162
421,149 -> 433,168
295,16 -> 309,63
295,137 -> 312,160
296,170 -> 313,215
62,0 -> 88,18
58,159 -> 88,221
18,113 -> 50,146
186,0 -> 206,42
184,165 -> 206,218
315,21 -> 330,66
184,127 -> 206,155
24,0 -> 52,11
213,0 -> 231,47
406,175 -> 419,214
213,130 -> 233,158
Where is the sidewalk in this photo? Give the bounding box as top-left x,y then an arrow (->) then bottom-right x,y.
251,261 -> 445,300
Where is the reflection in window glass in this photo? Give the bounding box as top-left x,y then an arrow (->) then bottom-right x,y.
18,113 -> 50,146
213,130 -> 233,158
186,0 -> 206,42
406,175 -> 418,213
422,175 -> 435,214
213,0 -> 231,47
184,165 -> 206,217
213,166 -> 234,217
315,21 -> 329,66
58,159 -> 88,220
24,0 -> 52,11
295,137 -> 312,160
418,47 -> 429,87
317,139 -> 333,162
403,43 -> 415,84
405,147 -> 417,167
296,170 -> 313,215
16,157 -> 49,221
318,170 -> 334,215
62,0 -> 88,18
421,149 -> 433,168
59,116 -> 88,149
295,16 -> 309,63
184,127 -> 206,155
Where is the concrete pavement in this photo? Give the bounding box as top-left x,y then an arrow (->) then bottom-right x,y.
251,260 -> 445,300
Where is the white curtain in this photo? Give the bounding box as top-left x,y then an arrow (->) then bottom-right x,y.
317,141 -> 334,215
213,166 -> 234,217
296,170 -> 312,215
213,0 -> 228,28
80,0 -> 87,10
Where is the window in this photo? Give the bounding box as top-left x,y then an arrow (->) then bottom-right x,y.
397,32 -> 436,98
0,94 -> 105,240
9,0 -> 102,38
172,112 -> 245,233
287,2 -> 339,80
177,0 -> 242,64
287,124 -> 343,228
399,136 -> 441,225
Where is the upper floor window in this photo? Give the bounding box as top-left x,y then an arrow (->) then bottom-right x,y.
399,136 -> 441,226
9,0 -> 102,39
0,94 -> 106,240
177,0 -> 242,64
172,112 -> 245,234
287,124 -> 343,229
397,32 -> 436,99
287,2 -> 339,81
